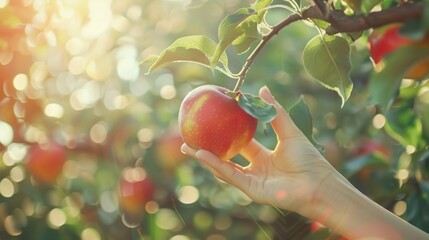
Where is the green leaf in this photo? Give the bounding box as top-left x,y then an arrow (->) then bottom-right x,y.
343,0 -> 362,12
400,19 -> 427,41
384,99 -> 422,148
288,96 -> 324,153
251,0 -> 273,11
237,93 -> 277,124
361,0 -> 381,14
145,35 -> 229,75
342,154 -> 388,178
421,0 -> 429,33
212,8 -> 260,65
232,20 -> 261,54
369,45 -> 429,112
303,34 -> 353,107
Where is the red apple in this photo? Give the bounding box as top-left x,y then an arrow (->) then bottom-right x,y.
368,25 -> 412,64
155,129 -> 188,168
178,85 -> 258,160
368,25 -> 429,80
119,167 -> 155,215
26,141 -> 67,184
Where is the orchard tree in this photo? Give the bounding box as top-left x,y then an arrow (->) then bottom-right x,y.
146,0 -> 429,237
0,0 -> 428,239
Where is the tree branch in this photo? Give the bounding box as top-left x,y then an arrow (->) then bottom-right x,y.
302,2 -> 423,34
232,2 -> 423,89
233,13 -> 303,92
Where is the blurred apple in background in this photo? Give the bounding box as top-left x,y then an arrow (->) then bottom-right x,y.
155,128 -> 188,169
25,141 -> 67,184
119,167 -> 155,217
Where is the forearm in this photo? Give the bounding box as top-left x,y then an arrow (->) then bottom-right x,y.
300,171 -> 429,240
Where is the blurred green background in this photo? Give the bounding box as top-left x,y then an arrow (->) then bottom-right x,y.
1,0 -> 428,239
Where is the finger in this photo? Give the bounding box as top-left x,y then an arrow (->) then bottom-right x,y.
181,143 -> 197,157
259,86 -> 303,141
182,144 -> 246,184
195,149 -> 251,193
240,139 -> 270,163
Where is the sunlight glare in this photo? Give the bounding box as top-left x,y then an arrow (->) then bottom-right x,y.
0,0 -> 9,8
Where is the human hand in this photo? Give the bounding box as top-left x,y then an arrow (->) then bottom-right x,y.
181,86 -> 336,216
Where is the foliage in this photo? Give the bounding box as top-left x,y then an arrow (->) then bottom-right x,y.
0,0 -> 428,239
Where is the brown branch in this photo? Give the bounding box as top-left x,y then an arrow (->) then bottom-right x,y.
301,2 -> 423,34
232,2 -> 423,90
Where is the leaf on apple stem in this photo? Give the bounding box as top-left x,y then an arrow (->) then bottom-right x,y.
288,96 -> 324,153
237,93 -> 277,125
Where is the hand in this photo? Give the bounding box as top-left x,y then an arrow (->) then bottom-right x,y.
181,86 -> 335,216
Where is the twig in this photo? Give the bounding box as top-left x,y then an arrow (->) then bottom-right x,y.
302,2 -> 423,34
233,13 -> 303,92
232,2 -> 423,90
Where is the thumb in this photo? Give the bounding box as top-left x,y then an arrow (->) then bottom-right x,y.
259,86 -> 304,140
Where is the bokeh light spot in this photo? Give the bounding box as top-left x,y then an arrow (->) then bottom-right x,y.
4,215 -> 22,236
160,85 -> 176,100
13,74 -> 28,91
47,208 -> 67,229
396,169 -> 409,181
0,178 -> 15,198
65,38 -> 85,55
10,166 -> 25,183
155,209 -> 181,230
44,103 -> 64,118
372,114 -> 386,129
0,121 -> 13,146
100,191 -> 118,213
7,143 -> 27,163
177,185 -> 199,204
0,0 -> 9,8
123,167 -> 147,182
68,56 -> 87,75
393,200 -> 407,216
137,128 -> 154,143
81,228 -> 101,240
170,235 -> 191,240
145,201 -> 159,214
214,215 -> 232,230
90,121 -> 108,143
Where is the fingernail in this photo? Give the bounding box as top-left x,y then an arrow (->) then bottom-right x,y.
180,143 -> 192,155
260,85 -> 275,103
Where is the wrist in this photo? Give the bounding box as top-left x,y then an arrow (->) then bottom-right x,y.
298,170 -> 351,224
298,169 -> 429,240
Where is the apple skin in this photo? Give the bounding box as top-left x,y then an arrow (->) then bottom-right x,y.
26,141 -> 67,184
368,25 -> 429,80
119,174 -> 155,215
155,129 -> 188,169
178,85 -> 257,160
368,25 -> 412,64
